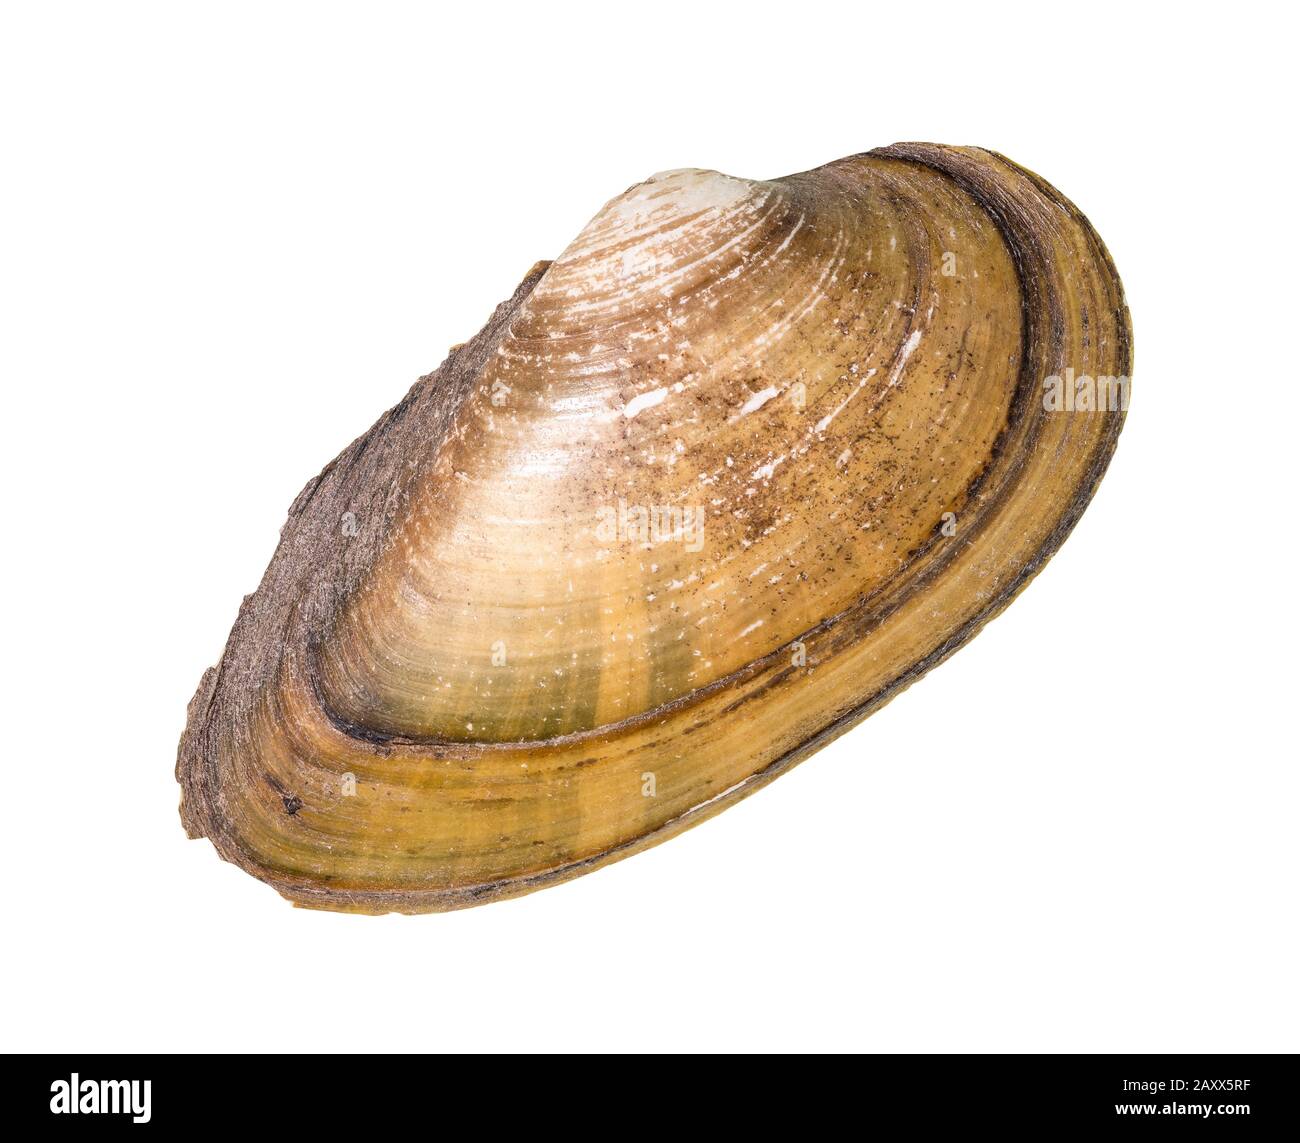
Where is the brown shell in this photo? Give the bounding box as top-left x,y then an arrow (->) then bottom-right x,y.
177,142 -> 1131,912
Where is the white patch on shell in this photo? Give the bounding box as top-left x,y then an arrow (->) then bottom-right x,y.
750,454 -> 786,481
623,387 -> 669,419
738,386 -> 780,416
888,329 -> 923,387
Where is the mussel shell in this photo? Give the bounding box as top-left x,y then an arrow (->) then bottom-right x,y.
178,143 -> 1130,912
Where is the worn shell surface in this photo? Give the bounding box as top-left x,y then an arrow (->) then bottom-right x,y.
178,143 -> 1131,912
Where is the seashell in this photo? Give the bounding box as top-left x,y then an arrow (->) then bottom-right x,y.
177,142 -> 1131,912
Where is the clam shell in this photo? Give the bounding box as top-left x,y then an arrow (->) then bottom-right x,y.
178,143 -> 1131,912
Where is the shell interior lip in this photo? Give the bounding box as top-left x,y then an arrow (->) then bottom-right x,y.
178,143 -> 1131,913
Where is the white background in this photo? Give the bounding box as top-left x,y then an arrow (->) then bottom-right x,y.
2,1 -> 1294,1054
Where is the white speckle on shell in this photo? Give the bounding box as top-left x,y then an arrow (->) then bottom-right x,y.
623,387 -> 669,419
